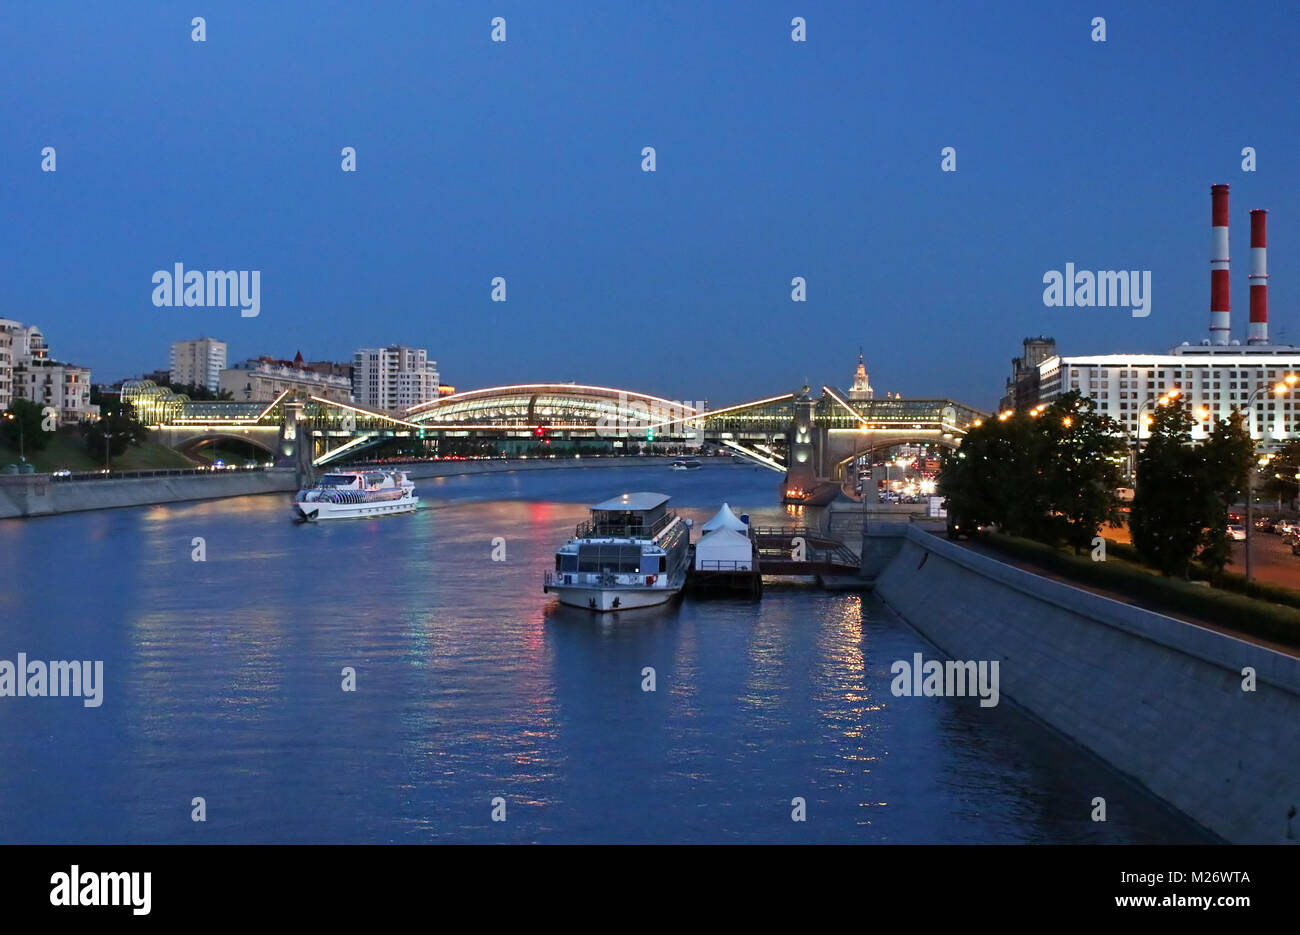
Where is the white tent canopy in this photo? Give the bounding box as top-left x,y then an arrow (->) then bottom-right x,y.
694,527 -> 754,571
701,502 -> 748,534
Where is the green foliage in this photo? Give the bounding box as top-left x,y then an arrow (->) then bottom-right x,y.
167,382 -> 233,401
938,392 -> 1125,551
1,399 -> 52,455
1259,439 -> 1300,507
985,533 -> 1300,651
1129,406 -> 1254,579
80,400 -> 149,463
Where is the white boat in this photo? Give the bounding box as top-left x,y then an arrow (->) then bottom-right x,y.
543,492 -> 691,611
293,469 -> 418,522
670,458 -> 702,470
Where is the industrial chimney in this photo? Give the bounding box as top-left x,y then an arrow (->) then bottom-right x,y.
1210,184 -> 1231,345
1248,209 -> 1269,345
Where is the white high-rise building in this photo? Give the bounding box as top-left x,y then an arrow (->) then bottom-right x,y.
170,337 -> 227,392
352,345 -> 440,414
1036,345 -> 1300,450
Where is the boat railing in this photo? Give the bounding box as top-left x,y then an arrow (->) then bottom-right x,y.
576,512 -> 676,539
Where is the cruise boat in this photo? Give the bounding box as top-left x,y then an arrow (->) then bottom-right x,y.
543,492 -> 691,611
292,469 -> 418,522
670,458 -> 702,470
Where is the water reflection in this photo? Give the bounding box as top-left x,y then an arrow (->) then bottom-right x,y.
0,465 -> 1209,843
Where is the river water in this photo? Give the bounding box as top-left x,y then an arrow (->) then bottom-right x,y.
0,463 -> 1207,843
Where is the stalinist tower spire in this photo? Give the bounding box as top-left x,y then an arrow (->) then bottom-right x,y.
849,349 -> 874,401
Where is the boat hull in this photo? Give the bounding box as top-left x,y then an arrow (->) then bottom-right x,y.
293,495 -> 418,522
545,583 -> 682,612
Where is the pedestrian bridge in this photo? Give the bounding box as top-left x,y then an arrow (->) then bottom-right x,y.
123,379 -> 986,497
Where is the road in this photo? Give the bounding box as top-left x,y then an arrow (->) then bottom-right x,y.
1105,520 -> 1300,590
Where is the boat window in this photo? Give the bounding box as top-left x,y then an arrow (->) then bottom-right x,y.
659,556 -> 666,572
320,474 -> 354,487
556,554 -> 577,572
577,544 -> 643,573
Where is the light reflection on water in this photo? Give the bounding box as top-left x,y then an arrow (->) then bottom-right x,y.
0,465 -> 1208,843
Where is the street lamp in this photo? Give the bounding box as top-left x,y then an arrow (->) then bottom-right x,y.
1241,377 -> 1297,582
2,411 -> 24,463
1126,389 -> 1182,482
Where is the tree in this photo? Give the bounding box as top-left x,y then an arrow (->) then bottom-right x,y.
1258,439 -> 1300,509
1033,392 -> 1127,552
170,382 -> 233,401
81,399 -> 148,464
1,399 -> 52,454
1195,410 -> 1254,580
1129,405 -> 1254,579
1130,404 -> 1204,576
938,391 -> 1125,551
939,412 -> 1030,531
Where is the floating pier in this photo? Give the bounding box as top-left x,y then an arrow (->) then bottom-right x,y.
685,518 -> 864,599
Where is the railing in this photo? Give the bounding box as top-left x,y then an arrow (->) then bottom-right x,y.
12,465 -> 284,483
544,571 -> 622,587
749,525 -> 818,539
696,560 -> 754,571
576,512 -> 676,539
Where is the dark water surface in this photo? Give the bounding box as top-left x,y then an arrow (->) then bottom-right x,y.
0,463 -> 1208,843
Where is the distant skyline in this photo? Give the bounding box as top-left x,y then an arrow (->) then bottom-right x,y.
6,1 -> 1300,411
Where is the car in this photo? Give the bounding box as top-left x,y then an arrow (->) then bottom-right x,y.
1290,540 -> 1300,556
1227,524 -> 1247,541
1255,517 -> 1276,533
1278,520 -> 1298,536
51,468 -> 71,477
946,513 -> 979,540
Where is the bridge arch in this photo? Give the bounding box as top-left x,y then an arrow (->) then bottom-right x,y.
406,383 -> 698,432
170,432 -> 278,457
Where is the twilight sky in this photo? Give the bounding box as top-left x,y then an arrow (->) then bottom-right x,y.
4,1 -> 1300,411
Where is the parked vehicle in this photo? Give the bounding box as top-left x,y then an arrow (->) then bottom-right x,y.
1290,539 -> 1300,556
946,512 -> 979,540
1255,517 -> 1276,533
1278,519 -> 1298,536
1227,524 -> 1247,541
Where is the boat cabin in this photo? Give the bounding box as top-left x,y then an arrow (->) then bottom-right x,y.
578,492 -> 674,539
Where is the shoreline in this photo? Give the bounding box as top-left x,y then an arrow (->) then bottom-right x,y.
868,524 -> 1300,844
0,455 -> 705,520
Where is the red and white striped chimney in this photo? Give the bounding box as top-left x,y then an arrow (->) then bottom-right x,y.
1210,184 -> 1231,345
1248,208 -> 1269,345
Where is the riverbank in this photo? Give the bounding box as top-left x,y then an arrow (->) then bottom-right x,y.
0,456 -> 682,519
867,525 -> 1300,844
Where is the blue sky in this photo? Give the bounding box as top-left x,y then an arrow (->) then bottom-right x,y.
4,1 -> 1300,410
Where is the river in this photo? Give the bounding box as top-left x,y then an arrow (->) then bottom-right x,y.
0,463 -> 1208,843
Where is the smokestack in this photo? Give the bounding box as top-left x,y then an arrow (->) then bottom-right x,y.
1210,184 -> 1231,345
1249,209 -> 1269,345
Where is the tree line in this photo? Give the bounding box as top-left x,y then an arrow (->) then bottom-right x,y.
939,391 -> 1255,579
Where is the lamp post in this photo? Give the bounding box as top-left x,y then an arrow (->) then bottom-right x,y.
1241,375 -> 1298,582
2,411 -> 24,463
1127,389 -> 1182,483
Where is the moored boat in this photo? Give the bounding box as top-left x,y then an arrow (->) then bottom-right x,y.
670,458 -> 702,470
293,469 -> 418,522
543,492 -> 690,611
